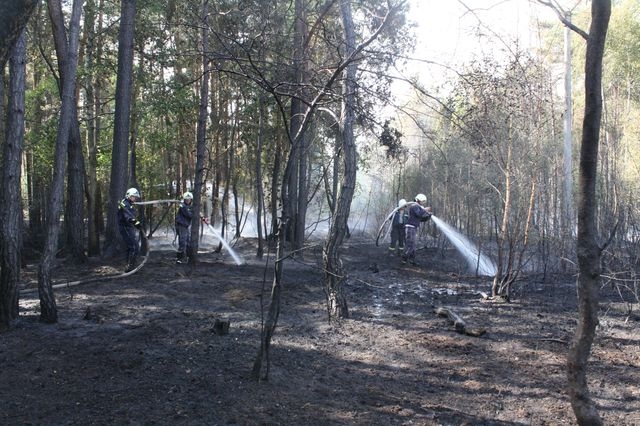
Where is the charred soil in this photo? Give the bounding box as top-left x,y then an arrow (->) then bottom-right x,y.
2,236 -> 639,425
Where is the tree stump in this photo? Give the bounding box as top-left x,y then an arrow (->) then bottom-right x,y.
212,319 -> 230,335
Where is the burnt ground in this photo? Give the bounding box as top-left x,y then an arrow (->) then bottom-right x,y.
2,233 -> 639,425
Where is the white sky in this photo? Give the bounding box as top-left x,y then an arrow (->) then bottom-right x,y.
403,0 -> 561,82
411,0 -> 538,57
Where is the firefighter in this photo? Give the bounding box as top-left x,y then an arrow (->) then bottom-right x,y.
389,198 -> 408,255
403,193 -> 432,266
175,191 -> 194,263
118,188 -> 142,272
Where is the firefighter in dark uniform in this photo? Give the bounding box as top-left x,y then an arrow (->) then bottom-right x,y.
118,187 -> 142,272
175,191 -> 194,263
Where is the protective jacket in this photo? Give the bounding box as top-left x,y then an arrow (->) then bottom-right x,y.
176,202 -> 194,228
118,198 -> 139,227
392,209 -> 408,227
406,203 -> 431,227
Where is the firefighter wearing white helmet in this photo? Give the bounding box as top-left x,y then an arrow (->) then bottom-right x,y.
118,187 -> 142,272
175,191 -> 195,263
389,198 -> 408,254
125,187 -> 140,199
402,193 -> 432,266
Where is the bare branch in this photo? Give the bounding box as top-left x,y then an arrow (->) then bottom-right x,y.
535,0 -> 589,40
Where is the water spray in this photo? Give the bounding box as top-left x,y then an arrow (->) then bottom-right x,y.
430,216 -> 496,276
201,220 -> 244,266
377,201 -> 497,276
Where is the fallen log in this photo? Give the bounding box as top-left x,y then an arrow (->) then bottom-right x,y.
434,307 -> 486,337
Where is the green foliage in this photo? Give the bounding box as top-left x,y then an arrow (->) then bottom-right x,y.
24,75 -> 60,173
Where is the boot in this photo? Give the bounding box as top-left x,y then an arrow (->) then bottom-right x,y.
125,254 -> 137,272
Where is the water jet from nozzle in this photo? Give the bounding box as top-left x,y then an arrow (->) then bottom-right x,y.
430,215 -> 496,276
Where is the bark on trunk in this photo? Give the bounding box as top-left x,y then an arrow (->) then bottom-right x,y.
84,0 -> 101,257
0,30 -> 27,330
0,0 -> 37,70
568,1 -> 610,424
104,0 -> 136,257
255,95 -> 265,258
188,0 -> 210,265
48,0 -> 87,263
38,0 -> 83,323
322,0 -> 358,321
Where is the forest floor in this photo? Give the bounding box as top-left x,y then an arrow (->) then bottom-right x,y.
2,231 -> 639,425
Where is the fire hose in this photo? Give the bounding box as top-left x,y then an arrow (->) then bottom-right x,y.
19,198 -> 180,295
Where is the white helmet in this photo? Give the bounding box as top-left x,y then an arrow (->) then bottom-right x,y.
398,198 -> 407,208
126,188 -> 140,198
415,193 -> 427,203
182,191 -> 193,200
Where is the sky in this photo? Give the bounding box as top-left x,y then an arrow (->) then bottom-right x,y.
411,0 -> 539,55
403,0 -> 561,82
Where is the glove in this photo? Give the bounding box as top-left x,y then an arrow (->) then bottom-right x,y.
201,216 -> 210,225
134,221 -> 142,229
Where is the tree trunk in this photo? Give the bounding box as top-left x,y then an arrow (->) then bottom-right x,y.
568,1 -> 610,425
47,0 -> 87,264
83,0 -> 104,257
0,52 -> 4,141
255,95 -> 265,258
188,0 -> 210,265
251,218 -> 285,381
492,131 -> 512,298
0,29 -> 27,331
252,111 -> 303,379
37,0 -> 83,323
229,115 -> 239,239
104,0 -> 136,257
0,0 -> 37,70
322,0 -> 357,321
269,129 -> 282,239
287,0 -> 307,251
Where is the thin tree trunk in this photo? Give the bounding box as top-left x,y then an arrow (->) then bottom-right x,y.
287,0 -> 306,250
251,218 -> 285,381
492,140 -> 512,297
270,128 -> 282,239
255,95 -> 265,258
26,54 -> 46,239
568,1 -> 610,424
322,0 -> 357,321
0,29 -> 27,331
47,0 -> 87,263
252,145 -> 297,381
37,0 -> 83,323
229,114 -> 239,239
188,0 -> 210,265
84,0 -> 104,257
